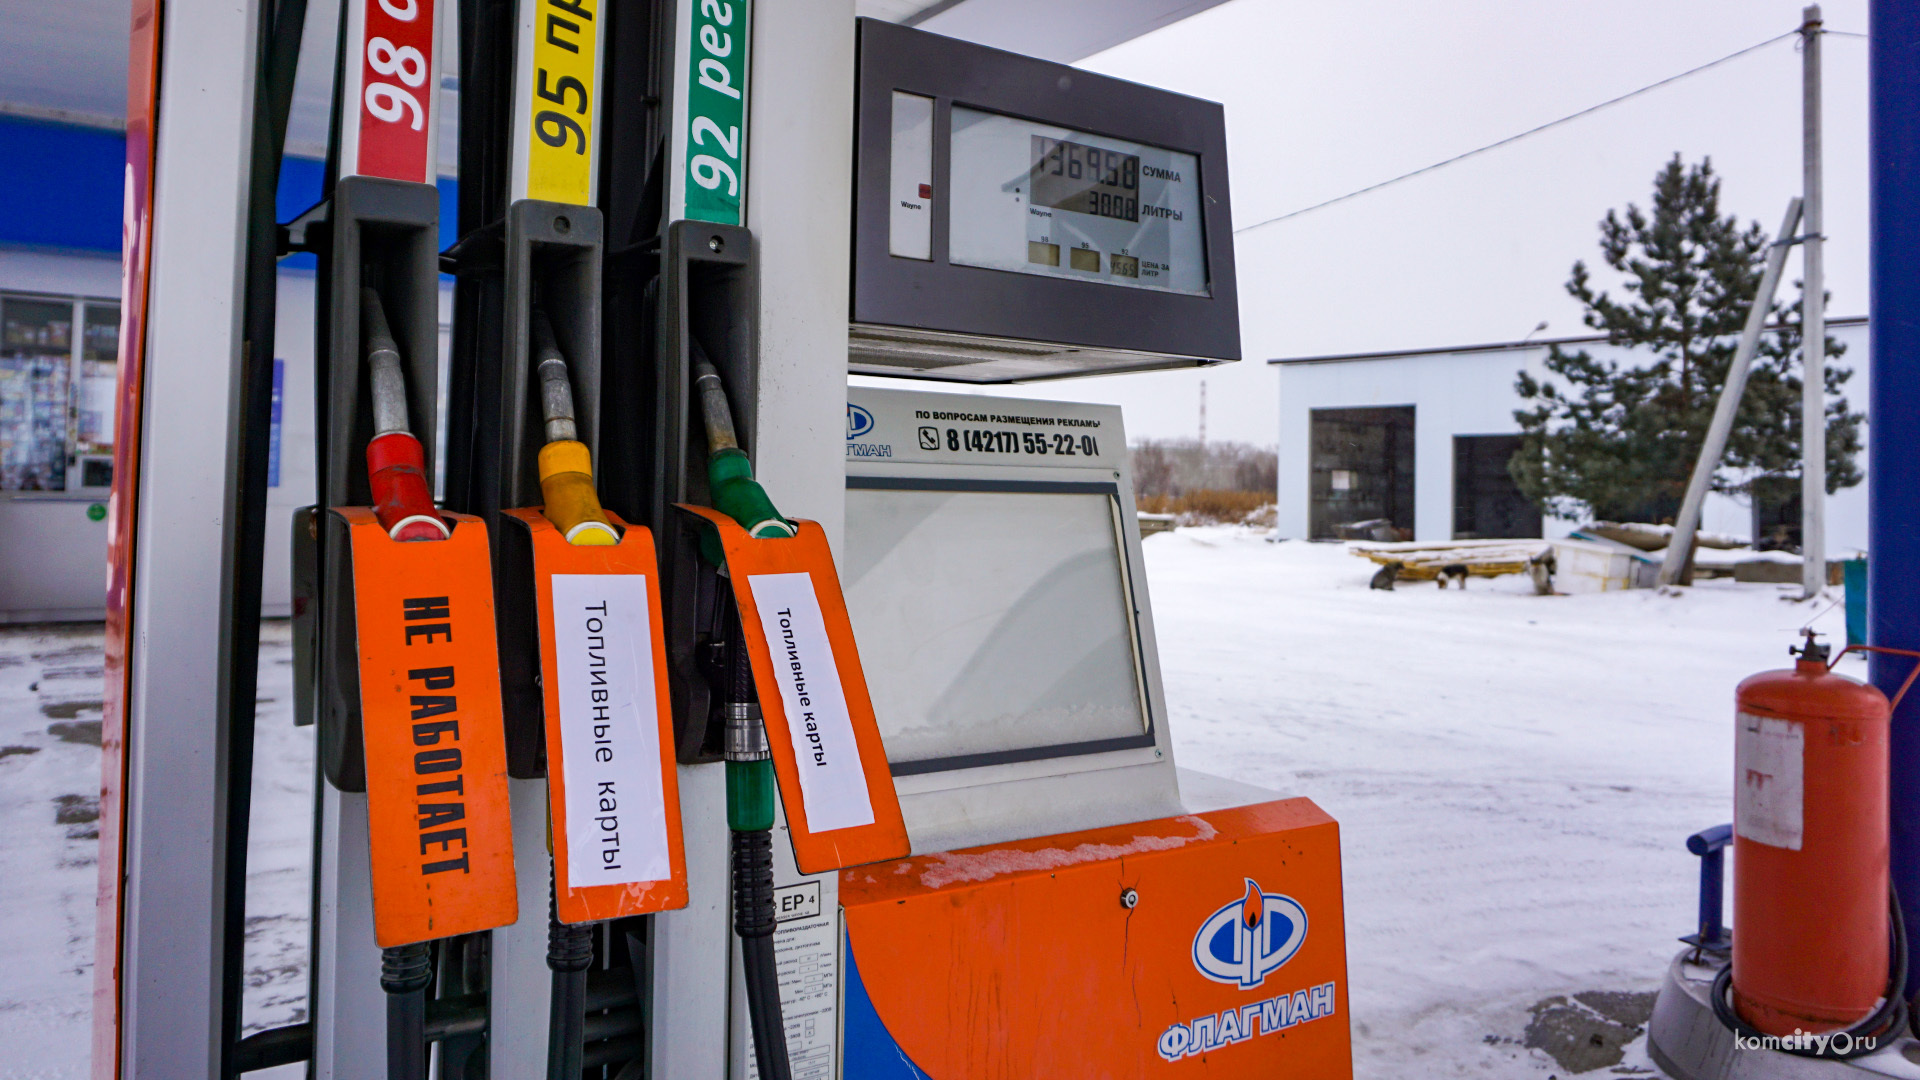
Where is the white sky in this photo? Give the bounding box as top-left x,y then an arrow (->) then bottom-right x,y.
931,0 -> 1870,447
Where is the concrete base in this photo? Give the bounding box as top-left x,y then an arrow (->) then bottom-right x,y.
1647,950 -> 1920,1079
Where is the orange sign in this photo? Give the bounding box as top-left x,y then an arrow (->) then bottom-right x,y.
841,799 -> 1352,1077
338,507 -> 519,946
677,506 -> 909,873
503,508 -> 688,923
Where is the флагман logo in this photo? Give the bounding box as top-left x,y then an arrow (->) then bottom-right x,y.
1192,879 -> 1308,990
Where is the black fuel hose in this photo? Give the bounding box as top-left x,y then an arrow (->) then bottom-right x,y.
728,628 -> 793,1080
380,942 -> 431,1080
735,829 -> 789,1080
547,872 -> 594,1080
1711,884 -> 1907,1059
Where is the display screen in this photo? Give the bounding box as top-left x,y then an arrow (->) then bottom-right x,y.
841,484 -> 1151,769
1030,137 -> 1139,222
947,107 -> 1208,297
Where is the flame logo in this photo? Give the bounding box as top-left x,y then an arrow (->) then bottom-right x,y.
1241,879 -> 1263,928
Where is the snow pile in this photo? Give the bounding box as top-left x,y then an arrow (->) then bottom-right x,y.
1583,521 -> 1746,552
1145,526 -> 1848,1077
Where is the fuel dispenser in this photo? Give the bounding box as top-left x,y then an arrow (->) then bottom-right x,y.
103,0 -> 1357,1076
308,9 -> 1343,1077
818,22 -> 1352,1076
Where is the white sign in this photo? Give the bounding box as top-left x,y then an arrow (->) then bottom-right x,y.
551,574 -> 673,885
1736,711 -> 1805,851
746,572 -> 875,833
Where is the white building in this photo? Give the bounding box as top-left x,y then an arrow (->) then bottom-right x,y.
1269,316 -> 1870,551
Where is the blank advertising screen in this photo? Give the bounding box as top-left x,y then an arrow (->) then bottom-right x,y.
841,483 -> 1152,772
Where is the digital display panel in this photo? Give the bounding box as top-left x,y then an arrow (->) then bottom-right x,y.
948,107 -> 1207,297
1030,137 -> 1138,222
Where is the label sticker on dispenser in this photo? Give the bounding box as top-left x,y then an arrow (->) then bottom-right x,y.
675,0 -> 750,224
676,504 -> 909,874
550,573 -> 673,885
340,0 -> 441,182
514,0 -> 603,205
504,508 -> 688,923
337,507 -> 519,947
745,572 -> 875,833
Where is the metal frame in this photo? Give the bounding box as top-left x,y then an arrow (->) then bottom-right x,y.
851,17 -> 1239,365
1869,0 -> 1920,980
111,0 -> 264,1070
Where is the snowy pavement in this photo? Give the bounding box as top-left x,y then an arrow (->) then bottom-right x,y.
0,527 -> 1851,1077
0,622 -> 312,1080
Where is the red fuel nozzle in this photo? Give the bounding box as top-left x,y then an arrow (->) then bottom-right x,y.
368,431 -> 446,541
363,287 -> 449,542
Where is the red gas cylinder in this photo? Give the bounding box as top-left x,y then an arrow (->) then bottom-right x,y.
1731,632 -> 1890,1036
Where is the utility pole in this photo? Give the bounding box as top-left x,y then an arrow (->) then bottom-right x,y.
1657,198 -> 1804,587
1801,4 -> 1828,598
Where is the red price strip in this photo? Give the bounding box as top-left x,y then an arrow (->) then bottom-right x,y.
345,0 -> 438,182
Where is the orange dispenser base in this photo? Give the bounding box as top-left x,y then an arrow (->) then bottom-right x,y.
840,799 -> 1353,1078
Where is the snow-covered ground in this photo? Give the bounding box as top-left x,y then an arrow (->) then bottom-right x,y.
0,622 -> 312,1080
0,528 -> 1853,1077
1148,527 -> 1851,1077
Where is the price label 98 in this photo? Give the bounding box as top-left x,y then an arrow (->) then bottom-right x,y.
353,0 -> 436,182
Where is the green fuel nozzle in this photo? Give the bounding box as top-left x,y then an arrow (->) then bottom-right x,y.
692,344 -> 795,541
691,341 -> 784,823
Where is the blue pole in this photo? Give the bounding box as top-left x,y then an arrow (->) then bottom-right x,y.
1687,824 -> 1733,949
1869,0 -> 1920,981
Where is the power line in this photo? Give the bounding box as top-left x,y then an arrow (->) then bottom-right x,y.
1235,29 -> 1801,236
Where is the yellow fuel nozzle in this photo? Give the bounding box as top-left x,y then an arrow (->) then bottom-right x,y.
533,308 -> 617,546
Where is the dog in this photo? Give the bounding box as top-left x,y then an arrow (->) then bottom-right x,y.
1370,562 -> 1400,591
1437,563 -> 1469,590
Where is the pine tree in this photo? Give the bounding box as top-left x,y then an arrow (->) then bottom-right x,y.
1511,155 -> 1861,525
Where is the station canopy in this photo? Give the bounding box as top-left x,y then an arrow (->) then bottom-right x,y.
0,0 -> 1231,149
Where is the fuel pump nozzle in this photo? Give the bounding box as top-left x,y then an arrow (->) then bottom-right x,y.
691,343 -> 795,1080
532,308 -> 618,545
692,345 -> 795,540
363,288 -> 449,542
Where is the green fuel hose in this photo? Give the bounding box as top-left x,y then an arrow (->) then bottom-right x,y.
692,341 -> 793,1080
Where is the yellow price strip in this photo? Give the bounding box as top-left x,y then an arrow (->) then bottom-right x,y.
522,0 -> 600,205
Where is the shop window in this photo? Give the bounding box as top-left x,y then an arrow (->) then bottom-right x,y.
79,302 -> 119,457
0,293 -> 118,493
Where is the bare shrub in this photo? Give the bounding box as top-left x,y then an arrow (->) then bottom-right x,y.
1132,438 -> 1277,525
1138,489 -> 1274,526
